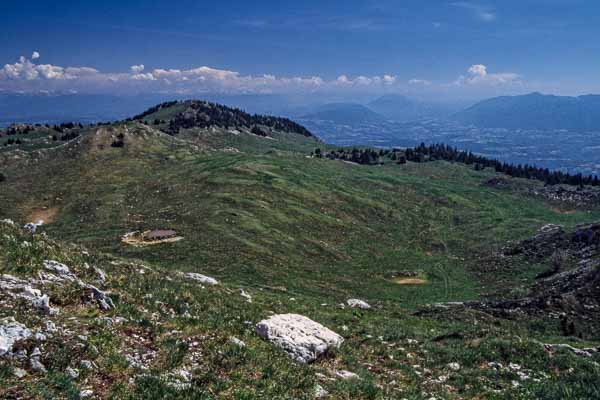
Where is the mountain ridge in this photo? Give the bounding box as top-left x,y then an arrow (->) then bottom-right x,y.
453,92 -> 600,130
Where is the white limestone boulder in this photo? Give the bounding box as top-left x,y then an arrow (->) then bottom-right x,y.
0,317 -> 32,356
182,272 -> 218,285
256,314 -> 344,363
347,299 -> 371,309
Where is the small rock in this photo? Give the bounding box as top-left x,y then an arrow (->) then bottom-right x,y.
43,260 -> 71,275
240,289 -> 252,303
86,285 -> 114,310
182,272 -> 218,285
13,368 -> 27,378
30,357 -> 47,373
93,266 -> 107,285
24,220 -> 44,233
44,321 -> 57,332
80,360 -> 94,370
30,347 -> 42,358
509,363 -> 522,371
335,370 -> 359,380
66,367 -> 79,379
447,362 -> 461,371
80,389 -> 94,398
314,384 -> 328,398
347,299 -> 371,309
230,337 -> 246,348
176,369 -> 192,382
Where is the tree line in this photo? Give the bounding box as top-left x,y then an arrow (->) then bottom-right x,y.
314,143 -> 600,187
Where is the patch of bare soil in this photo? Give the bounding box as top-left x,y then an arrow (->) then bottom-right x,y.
27,206 -> 59,224
393,277 -> 428,285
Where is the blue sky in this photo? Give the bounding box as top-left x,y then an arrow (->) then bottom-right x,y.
1,0 -> 599,99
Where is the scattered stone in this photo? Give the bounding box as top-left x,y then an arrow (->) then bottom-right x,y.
0,275 -> 59,314
24,220 -> 44,233
182,272 -> 218,285
347,299 -> 371,309
86,285 -> 114,310
314,384 -> 329,398
335,370 -> 360,380
80,389 -> 94,398
543,343 -> 598,358
13,367 -> 27,378
43,260 -> 71,275
0,317 -> 32,356
230,337 -> 246,348
508,363 -> 522,371
531,185 -> 600,207
66,367 -> 80,379
44,321 -> 57,332
93,266 -> 107,285
80,360 -> 95,370
256,314 -> 344,363
30,356 -> 47,373
175,368 -> 192,382
447,362 -> 461,371
98,316 -> 127,326
240,289 -> 252,303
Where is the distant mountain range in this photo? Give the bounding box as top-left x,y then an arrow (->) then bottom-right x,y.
300,103 -> 386,124
367,94 -> 466,122
6,91 -> 600,133
299,96 -> 468,125
452,92 -> 600,130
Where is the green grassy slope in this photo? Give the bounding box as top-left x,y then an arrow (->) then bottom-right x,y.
2,121 -> 597,310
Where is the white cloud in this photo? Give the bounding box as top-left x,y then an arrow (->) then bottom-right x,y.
0,54 -> 397,95
335,74 -> 396,87
130,64 -> 145,74
452,64 -> 521,86
408,79 -> 432,86
31,51 -> 40,60
451,2 -> 496,22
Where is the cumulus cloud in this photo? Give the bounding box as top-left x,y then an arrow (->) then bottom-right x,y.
130,64 -> 145,74
31,51 -> 40,60
452,64 -> 521,86
0,54 -> 399,95
335,74 -> 396,87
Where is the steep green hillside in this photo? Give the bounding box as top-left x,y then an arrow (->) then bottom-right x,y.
1,102 -> 600,399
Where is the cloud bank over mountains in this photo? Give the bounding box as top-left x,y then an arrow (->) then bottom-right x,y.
0,52 -> 522,96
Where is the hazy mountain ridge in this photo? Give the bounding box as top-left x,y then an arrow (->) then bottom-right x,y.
453,92 -> 600,130
300,103 -> 386,124
367,94 -> 466,122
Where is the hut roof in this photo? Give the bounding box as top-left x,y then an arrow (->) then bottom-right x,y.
144,229 -> 177,240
